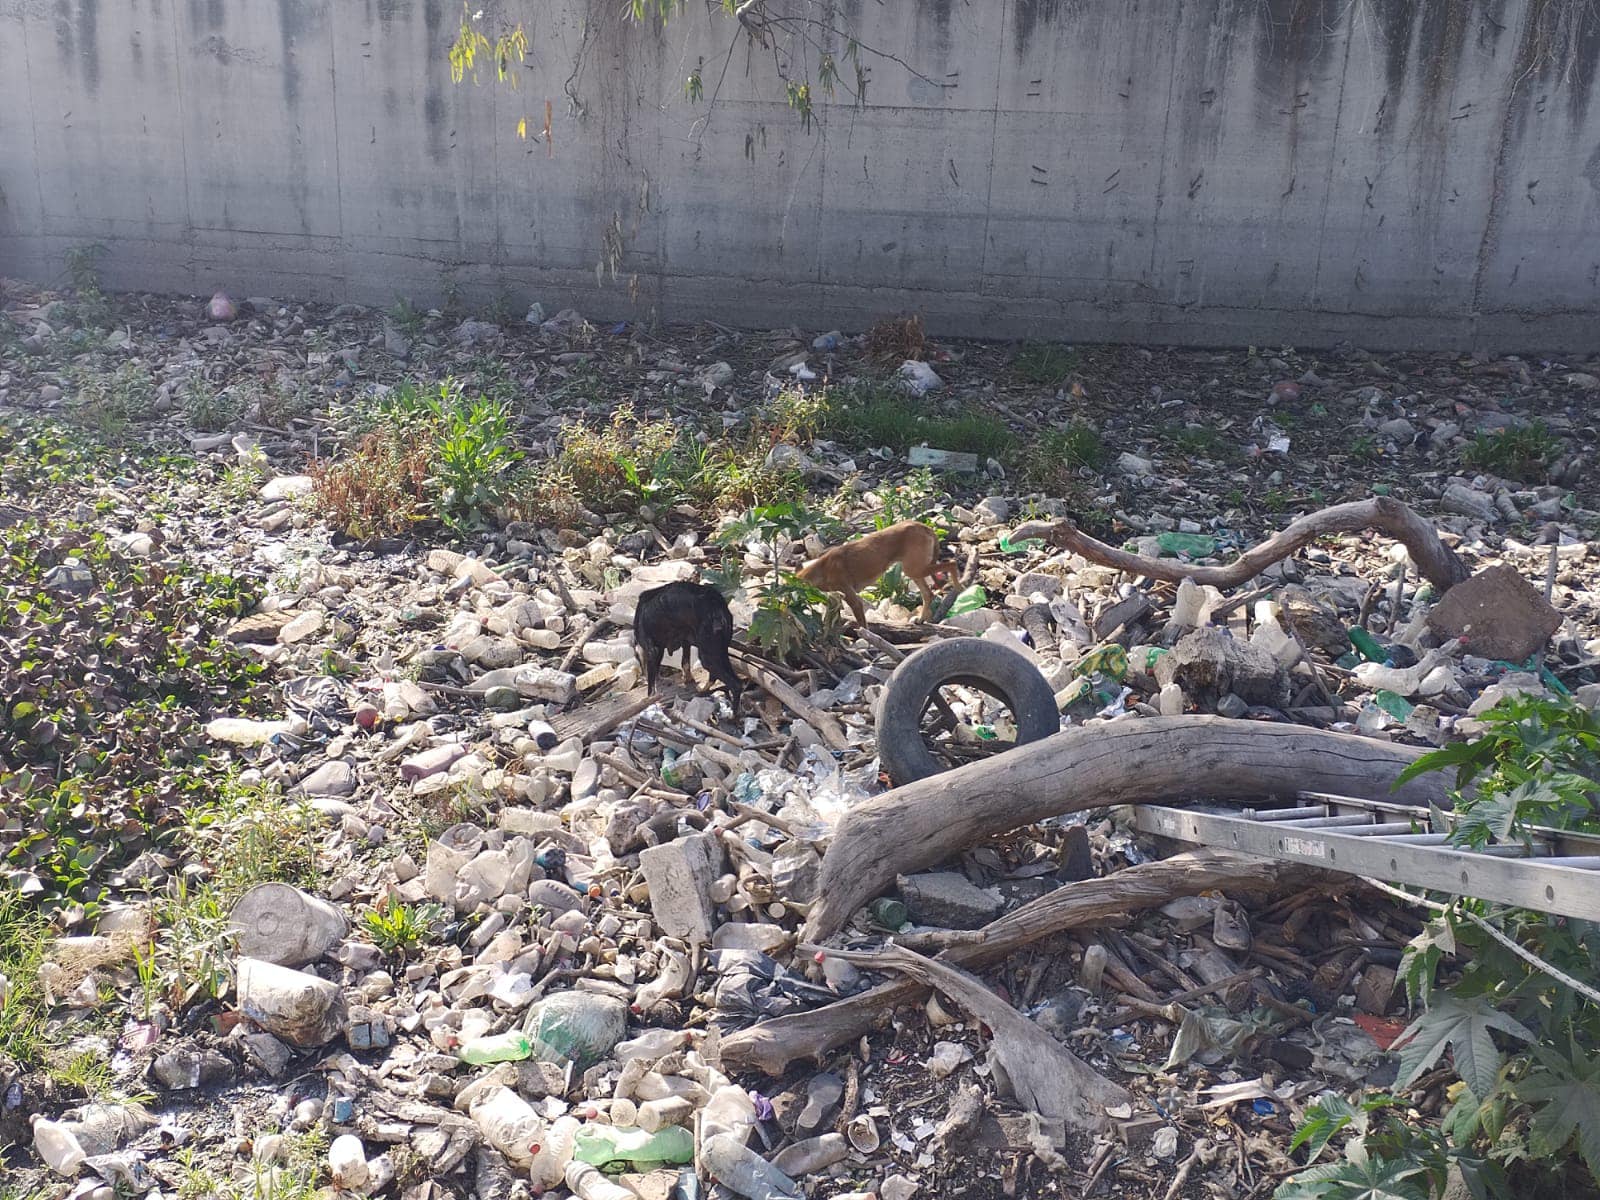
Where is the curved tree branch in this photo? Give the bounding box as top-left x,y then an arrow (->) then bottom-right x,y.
801,715 -> 1451,942
1010,496 -> 1470,595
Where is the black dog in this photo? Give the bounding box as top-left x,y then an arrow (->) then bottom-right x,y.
632,581 -> 743,707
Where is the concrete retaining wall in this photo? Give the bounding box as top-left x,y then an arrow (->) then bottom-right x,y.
4,0 -> 1600,350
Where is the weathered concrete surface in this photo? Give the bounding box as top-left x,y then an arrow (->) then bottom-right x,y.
3,0 -> 1600,350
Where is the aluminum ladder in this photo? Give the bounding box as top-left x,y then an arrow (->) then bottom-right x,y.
1132,791 -> 1600,922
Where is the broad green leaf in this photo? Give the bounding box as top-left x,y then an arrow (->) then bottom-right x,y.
1391,994 -> 1535,1099
1516,1044 -> 1600,1180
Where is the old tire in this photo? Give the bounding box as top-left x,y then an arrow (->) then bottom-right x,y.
876,637 -> 1060,786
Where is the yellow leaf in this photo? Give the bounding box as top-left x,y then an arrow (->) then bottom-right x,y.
517,117 -> 528,139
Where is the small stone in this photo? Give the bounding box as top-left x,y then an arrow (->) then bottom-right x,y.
298,760 -> 357,797
114,531 -> 154,558
1377,417 -> 1415,442
896,871 -> 1004,929
1427,564 -> 1562,663
1564,372 -> 1600,391
973,496 -> 1010,525
1215,693 -> 1250,719
1117,451 -> 1154,476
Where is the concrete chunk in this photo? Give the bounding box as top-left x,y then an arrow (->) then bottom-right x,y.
1426,564 -> 1562,663
639,833 -> 726,945
896,871 -> 1005,929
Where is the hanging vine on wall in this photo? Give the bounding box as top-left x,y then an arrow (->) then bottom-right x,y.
444,0 -> 940,146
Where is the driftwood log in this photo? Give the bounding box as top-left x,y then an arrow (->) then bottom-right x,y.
803,715 -> 1450,942
722,849 -> 1300,1075
1010,496 -> 1471,594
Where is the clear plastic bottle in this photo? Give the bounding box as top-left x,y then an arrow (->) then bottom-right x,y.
637,1096 -> 695,1132
32,1118 -> 87,1175
458,1030 -> 534,1065
469,1086 -> 546,1168
698,1085 -> 758,1146
566,1160 -> 638,1200
328,1134 -> 370,1191
528,1115 -> 581,1192
700,1133 -> 802,1200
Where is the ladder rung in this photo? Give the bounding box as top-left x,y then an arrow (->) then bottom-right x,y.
1250,807 -> 1328,822
1340,822 -> 1425,837
1275,815 -> 1379,829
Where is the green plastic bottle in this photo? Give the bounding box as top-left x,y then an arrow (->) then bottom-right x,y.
457,1031 -> 533,1065
572,1124 -> 695,1168
1347,627 -> 1388,664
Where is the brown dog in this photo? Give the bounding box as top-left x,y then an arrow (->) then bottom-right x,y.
796,520 -> 958,626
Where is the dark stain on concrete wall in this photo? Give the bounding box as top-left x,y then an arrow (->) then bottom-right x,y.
1500,0 -> 1600,129
1014,0 -> 1065,55
1253,0 -> 1343,97
52,0 -> 75,69
77,0 -> 101,93
423,0 -> 448,163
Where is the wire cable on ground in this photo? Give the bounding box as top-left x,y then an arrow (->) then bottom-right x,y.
1361,875 -> 1600,1007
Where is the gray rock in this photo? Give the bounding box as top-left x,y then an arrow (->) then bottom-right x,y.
897,871 -> 1005,929
1116,451 -> 1154,476
298,760 -> 357,797
1013,571 -> 1063,601
1441,484 -> 1496,522
973,496 -> 1011,525
43,561 -> 94,595
1377,418 -> 1416,442
1215,693 -> 1250,719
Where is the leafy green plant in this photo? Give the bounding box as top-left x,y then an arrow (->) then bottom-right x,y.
1461,424 -> 1561,483
1395,695 -> 1600,851
713,502 -> 847,660
363,899 -> 442,959
431,392 -> 523,533
825,383 -> 1017,461
70,362 -> 156,443
0,465 -> 267,909
181,378 -> 249,431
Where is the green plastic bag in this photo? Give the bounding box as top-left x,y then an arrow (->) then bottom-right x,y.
947,584 -> 988,616
1154,532 -> 1217,559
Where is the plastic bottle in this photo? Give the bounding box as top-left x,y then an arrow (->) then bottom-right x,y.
566,1160 -> 639,1200
573,1124 -> 695,1169
700,1134 -> 802,1200
328,1134 -> 370,1191
699,1085 -> 758,1146
528,1115 -> 581,1191
637,1097 -> 696,1132
1170,578 -> 1205,630
614,1028 -> 689,1062
867,898 -> 908,930
458,1030 -> 534,1065
469,1086 -> 546,1167
770,1132 -> 850,1176
1348,626 -> 1389,664
32,1119 -> 87,1175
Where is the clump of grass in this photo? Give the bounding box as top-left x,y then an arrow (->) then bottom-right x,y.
825,383 -> 1017,462
189,779 -> 320,899
0,885 -> 53,1067
181,378 -> 249,431
71,362 -> 155,442
1164,422 -> 1224,457
1012,341 -> 1077,386
314,379 -> 523,536
1021,421 -> 1104,492
1461,421 -> 1561,482
758,384 -> 831,445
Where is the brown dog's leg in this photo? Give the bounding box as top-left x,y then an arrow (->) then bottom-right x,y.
912,574 -> 936,623
843,587 -> 869,627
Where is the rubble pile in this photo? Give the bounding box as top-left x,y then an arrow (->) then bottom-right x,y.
2,279 -> 1599,1200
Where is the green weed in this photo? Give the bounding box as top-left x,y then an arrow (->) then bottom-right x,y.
1012,341 -> 1077,386
362,899 -> 443,960
1461,423 -> 1561,483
